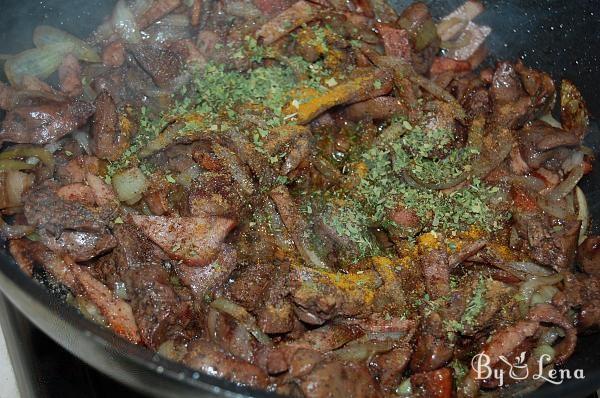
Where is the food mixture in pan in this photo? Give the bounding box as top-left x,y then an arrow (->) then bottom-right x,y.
0,0 -> 598,396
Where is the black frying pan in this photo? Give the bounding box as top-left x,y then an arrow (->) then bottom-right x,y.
0,1 -> 599,397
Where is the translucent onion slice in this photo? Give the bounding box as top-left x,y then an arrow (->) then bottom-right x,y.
210,297 -> 272,345
72,131 -> 91,155
546,164 -> 584,202
575,186 -> 589,244
518,274 -> 563,316
130,0 -> 154,17
33,25 -> 101,63
113,0 -> 142,44
111,167 -> 149,205
4,42 -> 75,86
505,261 -> 554,277
0,170 -> 34,209
333,340 -> 395,362
0,160 -> 35,171
175,164 -> 201,187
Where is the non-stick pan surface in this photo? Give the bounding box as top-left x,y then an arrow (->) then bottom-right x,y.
0,1 -> 599,397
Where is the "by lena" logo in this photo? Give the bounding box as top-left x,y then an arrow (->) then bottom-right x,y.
471,352 -> 585,386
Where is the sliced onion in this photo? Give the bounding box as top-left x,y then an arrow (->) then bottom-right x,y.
510,175 -> 546,194
206,307 -> 219,341
263,199 -> 295,252
546,164 -> 584,202
74,296 -> 107,324
82,80 -> 97,102
539,113 -> 563,128
473,140 -> 513,179
538,327 -> 563,346
112,167 -> 149,205
6,170 -> 33,206
564,191 -> 575,215
157,339 -> 186,361
579,145 -> 594,157
0,145 -> 55,171
224,1 -> 262,18
505,261 -> 554,277
157,340 -> 177,360
0,170 -> 34,209
25,157 -> 40,166
175,164 -> 201,187
441,29 -> 473,49
0,218 -> 35,239
575,186 -> 589,244
561,151 -> 584,174
518,274 -> 563,315
130,0 -> 154,17
333,340 -> 395,362
44,140 -> 64,154
313,155 -> 342,183
33,25 -> 100,63
407,170 -> 467,190
113,0 -> 142,44
536,194 -> 571,219
409,73 -> 465,118
210,297 -> 272,345
509,226 -> 519,248
0,160 -> 34,171
143,14 -> 191,44
438,17 -> 468,42
157,14 -> 191,27
114,281 -> 128,300
437,0 -> 484,42
73,131 -> 91,155
533,344 -> 556,365
530,285 -> 559,306
366,331 -> 410,341
4,42 -> 75,86
396,379 -> 413,396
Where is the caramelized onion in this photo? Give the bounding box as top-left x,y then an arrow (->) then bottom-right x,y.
0,170 -> 34,209
113,0 -> 142,44
210,298 -> 272,345
4,42 -> 75,86
518,274 -> 563,315
505,261 -> 554,277
0,218 -> 35,239
33,25 -> 100,63
546,164 -> 584,202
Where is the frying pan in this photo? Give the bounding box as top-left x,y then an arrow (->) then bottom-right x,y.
0,0 -> 599,397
